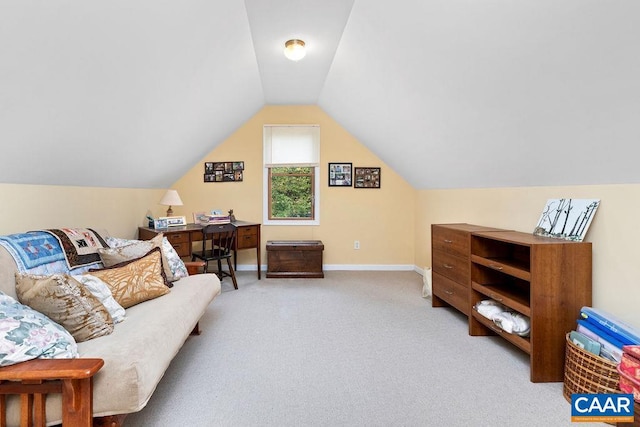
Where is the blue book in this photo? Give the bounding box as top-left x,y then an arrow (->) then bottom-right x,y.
577,320 -> 625,350
580,306 -> 640,345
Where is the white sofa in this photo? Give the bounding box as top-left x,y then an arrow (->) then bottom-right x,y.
0,229 -> 221,426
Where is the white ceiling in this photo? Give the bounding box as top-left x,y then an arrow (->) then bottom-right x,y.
1,1 -> 639,190
246,0 -> 355,104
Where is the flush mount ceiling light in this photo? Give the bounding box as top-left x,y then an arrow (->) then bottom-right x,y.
284,39 -> 306,61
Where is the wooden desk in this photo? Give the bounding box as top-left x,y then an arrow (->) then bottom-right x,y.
138,220 -> 261,279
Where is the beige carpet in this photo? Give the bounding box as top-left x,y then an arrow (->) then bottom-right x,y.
124,271 -> 602,427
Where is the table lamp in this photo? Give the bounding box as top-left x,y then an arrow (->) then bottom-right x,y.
159,189 -> 183,216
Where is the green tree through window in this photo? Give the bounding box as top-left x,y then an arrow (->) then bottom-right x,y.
269,167 -> 314,219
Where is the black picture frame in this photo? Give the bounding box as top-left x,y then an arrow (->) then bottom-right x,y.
204,161 -> 244,182
328,162 -> 352,187
354,167 -> 381,189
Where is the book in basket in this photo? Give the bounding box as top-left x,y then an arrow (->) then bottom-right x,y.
580,307 -> 640,346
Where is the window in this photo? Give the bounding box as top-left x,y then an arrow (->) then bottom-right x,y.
263,125 -> 320,225
269,167 -> 314,219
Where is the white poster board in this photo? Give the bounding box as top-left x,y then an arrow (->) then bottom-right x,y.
534,199 -> 600,241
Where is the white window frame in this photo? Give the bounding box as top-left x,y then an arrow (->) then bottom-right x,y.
263,125 -> 320,226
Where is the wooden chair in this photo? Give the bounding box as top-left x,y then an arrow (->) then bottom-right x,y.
191,223 -> 238,289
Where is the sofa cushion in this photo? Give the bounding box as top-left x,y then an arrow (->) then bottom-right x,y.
72,273 -> 221,420
72,274 -> 126,323
0,291 -> 78,367
15,273 -> 114,342
105,235 -> 189,282
87,247 -> 170,308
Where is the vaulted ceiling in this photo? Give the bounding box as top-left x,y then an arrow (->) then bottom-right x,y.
1,1 -> 639,190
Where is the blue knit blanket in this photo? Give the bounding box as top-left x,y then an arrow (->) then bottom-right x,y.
0,231 -> 65,270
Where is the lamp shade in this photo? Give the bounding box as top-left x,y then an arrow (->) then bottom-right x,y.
159,190 -> 183,207
159,190 -> 183,216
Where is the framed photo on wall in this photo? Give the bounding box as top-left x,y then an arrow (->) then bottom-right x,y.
354,167 -> 381,188
328,162 -> 352,187
204,161 -> 244,182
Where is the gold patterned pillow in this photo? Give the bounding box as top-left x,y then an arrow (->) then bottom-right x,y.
15,273 -> 114,342
98,233 -> 174,285
88,247 -> 170,308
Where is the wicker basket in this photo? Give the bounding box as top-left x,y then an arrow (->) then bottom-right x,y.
563,332 -> 620,402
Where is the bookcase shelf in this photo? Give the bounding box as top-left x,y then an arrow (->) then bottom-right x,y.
470,254 -> 531,281
469,230 -> 592,383
471,281 -> 531,317
471,309 -> 531,354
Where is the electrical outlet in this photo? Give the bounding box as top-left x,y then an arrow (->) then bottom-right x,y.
354,240 -> 360,250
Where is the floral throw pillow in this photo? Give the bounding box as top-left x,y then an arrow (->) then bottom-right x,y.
0,291 -> 78,367
160,237 -> 189,281
72,274 -> 126,323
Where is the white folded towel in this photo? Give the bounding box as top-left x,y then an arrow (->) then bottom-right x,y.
493,311 -> 531,336
474,300 -> 506,320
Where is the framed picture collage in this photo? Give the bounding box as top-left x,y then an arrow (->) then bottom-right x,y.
329,163 -> 380,189
204,161 -> 244,183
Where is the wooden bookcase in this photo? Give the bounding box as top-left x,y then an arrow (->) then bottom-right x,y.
468,230 -> 592,383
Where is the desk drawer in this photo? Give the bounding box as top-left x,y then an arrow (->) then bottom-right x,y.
165,232 -> 190,257
171,242 -> 190,257
166,232 -> 189,244
236,226 -> 259,249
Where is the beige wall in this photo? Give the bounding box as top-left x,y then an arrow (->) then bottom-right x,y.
172,105 -> 417,268
0,183 -> 163,239
2,109 -> 637,330
416,184 -> 640,328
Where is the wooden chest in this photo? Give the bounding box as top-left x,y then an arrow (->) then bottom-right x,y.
266,240 -> 324,278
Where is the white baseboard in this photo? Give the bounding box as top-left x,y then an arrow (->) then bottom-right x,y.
414,266 -> 427,276
234,264 -> 426,274
323,264 -> 415,271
